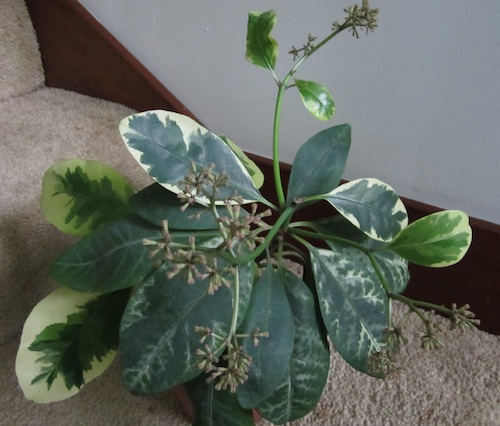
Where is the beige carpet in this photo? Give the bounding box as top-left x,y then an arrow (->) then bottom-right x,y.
1,0 -> 499,424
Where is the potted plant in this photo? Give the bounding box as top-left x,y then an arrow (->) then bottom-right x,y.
16,1 -> 479,424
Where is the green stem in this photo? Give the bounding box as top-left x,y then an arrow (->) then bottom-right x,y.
208,200 -> 242,351
228,205 -> 295,265
388,293 -> 433,327
270,23 -> 350,211
290,24 -> 348,75
277,233 -> 284,266
272,81 -> 288,210
229,266 -> 241,338
389,293 -> 453,318
289,226 -> 369,253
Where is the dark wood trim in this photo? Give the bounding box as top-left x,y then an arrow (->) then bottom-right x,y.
26,0 -> 500,335
25,0 -> 198,118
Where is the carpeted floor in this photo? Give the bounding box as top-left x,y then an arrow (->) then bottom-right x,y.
1,0 -> 499,425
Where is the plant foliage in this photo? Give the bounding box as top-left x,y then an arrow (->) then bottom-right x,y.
40,159 -> 134,236
16,287 -> 128,403
17,2 -> 478,425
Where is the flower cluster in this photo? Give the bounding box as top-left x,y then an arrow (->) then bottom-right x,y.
194,326 -> 271,392
177,161 -> 229,210
143,220 -> 235,292
165,236 -> 207,285
208,343 -> 253,393
195,340 -> 253,393
289,33 -> 317,61
419,313 -> 445,350
449,303 -> 480,332
218,201 -> 272,253
385,325 -> 409,356
367,350 -> 399,379
200,257 -> 235,295
333,0 -> 379,38
142,220 -> 173,268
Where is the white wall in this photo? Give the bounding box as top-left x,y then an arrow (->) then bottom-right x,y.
78,0 -> 500,225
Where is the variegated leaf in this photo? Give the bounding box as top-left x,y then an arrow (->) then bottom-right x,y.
236,265 -> 295,409
40,159 -> 134,236
184,373 -> 254,426
313,214 -> 387,251
309,244 -> 389,376
324,178 -> 408,242
16,288 -> 127,403
120,262 -> 253,395
245,10 -> 278,72
119,110 -> 264,205
256,269 -> 329,423
316,216 -> 409,294
370,250 -> 409,294
387,210 -> 472,267
295,79 -> 335,121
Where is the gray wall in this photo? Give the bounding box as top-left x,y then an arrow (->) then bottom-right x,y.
78,0 -> 500,224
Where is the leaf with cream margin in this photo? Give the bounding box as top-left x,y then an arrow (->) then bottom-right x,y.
321,178 -> 408,242
41,159 -> 134,236
119,110 -> 266,206
16,287 -> 128,403
387,210 -> 472,267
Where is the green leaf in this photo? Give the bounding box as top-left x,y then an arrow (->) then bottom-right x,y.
120,262 -> 253,395
236,265 -> 295,409
184,374 -> 254,426
119,110 -> 264,204
49,215 -> 162,293
257,269 -> 330,424
220,135 -> 264,189
41,159 -> 134,236
245,10 -> 278,72
130,183 -> 215,229
295,79 -> 335,121
323,178 -> 408,242
130,183 -> 248,230
16,287 -> 128,403
313,215 -> 387,251
286,124 -> 351,204
309,244 -> 389,376
387,210 -> 472,267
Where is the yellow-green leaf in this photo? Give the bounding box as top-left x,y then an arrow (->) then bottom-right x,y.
246,10 -> 278,72
387,210 -> 472,267
220,135 -> 264,189
41,159 -> 134,236
295,79 -> 335,121
16,287 -> 126,403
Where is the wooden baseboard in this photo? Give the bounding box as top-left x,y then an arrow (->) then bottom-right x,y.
25,0 -> 198,118
26,0 -> 500,335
